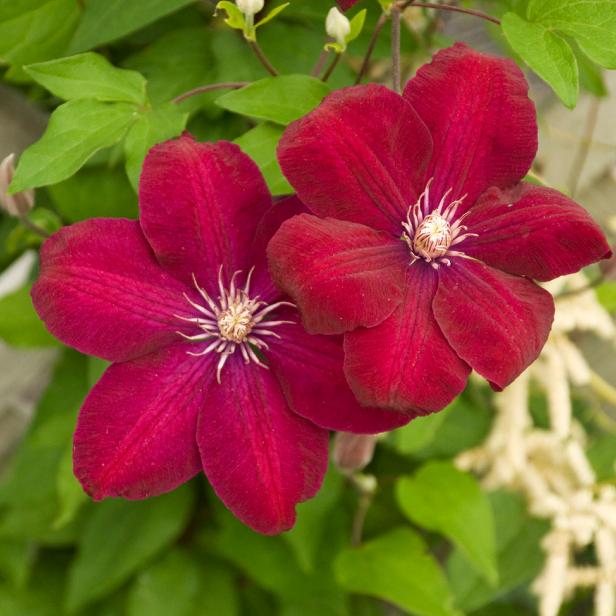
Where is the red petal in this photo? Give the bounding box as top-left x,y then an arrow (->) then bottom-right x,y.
267,213 -> 407,335
344,264 -> 471,413
198,357 -> 329,535
139,134 -> 272,292
460,184 -> 612,281
267,309 -> 410,434
433,260 -> 554,390
404,43 -> 537,211
278,84 -> 432,234
32,219 -> 191,362
74,344 -> 210,500
336,0 -> 359,9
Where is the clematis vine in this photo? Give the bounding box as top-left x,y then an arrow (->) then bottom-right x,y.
31,134 -> 408,535
268,43 -> 611,416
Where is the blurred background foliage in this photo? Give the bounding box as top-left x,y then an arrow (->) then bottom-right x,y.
1,1 -> 616,615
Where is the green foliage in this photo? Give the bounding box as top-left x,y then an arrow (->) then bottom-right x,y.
335,527 -> 460,616
0,284 -> 58,347
397,462 -> 498,585
216,76 -> 331,125
502,0 -> 616,106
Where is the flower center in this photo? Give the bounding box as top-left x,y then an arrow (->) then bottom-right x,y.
401,179 -> 477,269
176,267 -> 293,382
412,213 -> 452,259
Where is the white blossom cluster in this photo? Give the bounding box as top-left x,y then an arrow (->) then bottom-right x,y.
456,273 -> 616,616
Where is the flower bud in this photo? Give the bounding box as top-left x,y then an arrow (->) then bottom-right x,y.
0,154 -> 34,218
326,7 -> 351,47
236,0 -> 264,16
332,432 -> 378,473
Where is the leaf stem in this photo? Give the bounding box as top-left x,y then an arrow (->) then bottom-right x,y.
171,82 -> 249,104
396,1 -> 501,26
355,12 -> 389,85
248,40 -> 280,76
568,98 -> 601,197
322,53 -> 341,82
311,47 -> 331,77
391,5 -> 402,94
19,215 -> 50,239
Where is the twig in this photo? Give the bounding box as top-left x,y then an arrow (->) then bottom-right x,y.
355,12 -> 388,85
322,53 -> 341,82
248,40 -> 279,76
311,47 -> 331,77
568,98 -> 601,197
19,215 -> 50,239
171,82 -> 248,104
397,1 -> 501,26
391,5 -> 402,94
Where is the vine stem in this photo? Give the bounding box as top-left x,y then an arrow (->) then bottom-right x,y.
248,40 -> 279,76
322,53 -> 341,82
391,5 -> 402,94
171,82 -> 248,104
568,98 -> 601,197
19,215 -> 50,239
311,47 -> 331,77
355,12 -> 388,85
589,371 -> 616,408
396,0 -> 501,26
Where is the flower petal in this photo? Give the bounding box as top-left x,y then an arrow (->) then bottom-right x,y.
460,183 -> 612,281
433,260 -> 555,390
198,357 -> 329,535
139,134 -> 272,291
336,0 -> 359,9
32,219 -> 192,362
344,264 -> 471,413
267,213 -> 407,335
74,343 -> 211,500
278,84 -> 432,233
404,43 -> 537,210
267,309 -> 410,434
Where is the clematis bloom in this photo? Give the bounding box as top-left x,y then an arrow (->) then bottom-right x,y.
268,44 -> 611,415
336,0 -> 360,10
31,134 -> 408,535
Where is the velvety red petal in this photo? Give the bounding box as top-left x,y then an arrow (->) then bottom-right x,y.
32,219 -> 192,362
277,84 -> 432,234
267,213 -> 407,335
197,357 -> 329,535
139,134 -> 272,292
404,43 -> 537,211
344,264 -> 471,413
433,260 -> 554,390
74,343 -> 211,500
460,183 -> 612,281
336,0 -> 359,9
267,308 -> 410,434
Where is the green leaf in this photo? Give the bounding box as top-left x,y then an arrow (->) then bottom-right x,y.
396,462 -> 497,585
215,1 -> 246,30
68,0 -> 197,53
25,53 -> 147,104
390,405 -> 453,454
347,9 -> 367,44
0,284 -> 58,347
527,0 -> 616,68
10,99 -> 138,192
66,486 -> 194,612
52,442 -> 87,530
48,166 -> 139,222
335,527 -> 459,616
234,123 -> 292,195
256,3 -> 290,29
502,12 -> 579,108
574,42 -> 608,97
0,0 -> 80,68
0,540 -> 34,588
448,491 -> 548,612
127,549 -> 238,616
124,104 -> 188,189
597,281 -> 616,312
216,75 -> 331,125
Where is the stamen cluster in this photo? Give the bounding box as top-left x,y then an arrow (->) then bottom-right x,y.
177,267 -> 293,382
401,179 -> 477,268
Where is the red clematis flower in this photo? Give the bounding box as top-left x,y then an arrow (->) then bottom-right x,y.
31,134 -> 408,535
268,44 -> 611,415
336,0 -> 360,9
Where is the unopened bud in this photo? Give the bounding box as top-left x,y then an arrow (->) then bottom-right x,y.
236,0 -> 264,16
326,7 -> 351,47
0,154 -> 34,217
333,432 -> 378,473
